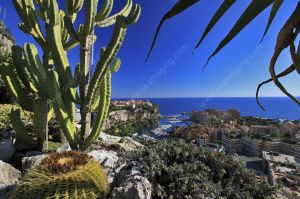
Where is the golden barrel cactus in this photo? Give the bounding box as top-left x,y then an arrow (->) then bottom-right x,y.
12,151 -> 108,199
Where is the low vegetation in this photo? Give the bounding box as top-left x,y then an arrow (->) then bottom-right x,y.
0,104 -> 32,133
126,139 -> 277,199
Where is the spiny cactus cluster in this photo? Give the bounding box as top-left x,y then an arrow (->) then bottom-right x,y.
0,42 -> 52,150
12,151 -> 108,199
6,0 -> 141,150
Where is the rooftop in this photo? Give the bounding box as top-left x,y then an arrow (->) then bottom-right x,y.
263,151 -> 296,165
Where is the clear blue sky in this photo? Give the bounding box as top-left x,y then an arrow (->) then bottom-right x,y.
1,0 -> 299,98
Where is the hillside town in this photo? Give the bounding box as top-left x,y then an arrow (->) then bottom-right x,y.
168,109 -> 300,198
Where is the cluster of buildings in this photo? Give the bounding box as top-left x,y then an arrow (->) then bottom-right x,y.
222,123 -> 300,162
171,123 -> 246,145
191,109 -> 240,124
186,109 -> 300,197
221,121 -> 300,198
111,100 -> 152,109
263,151 -> 300,198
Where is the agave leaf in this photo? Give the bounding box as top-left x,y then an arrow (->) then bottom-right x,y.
256,64 -> 295,110
260,0 -> 284,43
194,0 -> 237,51
290,41 -> 300,74
145,0 -> 200,62
205,0 -> 275,67
268,2 -> 300,108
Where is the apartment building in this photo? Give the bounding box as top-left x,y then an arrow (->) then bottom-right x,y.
250,125 -> 280,137
222,137 -> 241,154
240,138 -> 270,157
262,151 -> 300,199
277,142 -> 300,162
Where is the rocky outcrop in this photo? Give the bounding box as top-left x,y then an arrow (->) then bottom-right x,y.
92,133 -> 144,152
89,134 -> 151,199
105,108 -> 159,129
0,160 -> 20,198
0,161 -> 20,188
111,175 -> 151,199
88,150 -> 120,183
110,165 -> 151,199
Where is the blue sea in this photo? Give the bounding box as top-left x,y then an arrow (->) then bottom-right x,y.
121,97 -> 300,120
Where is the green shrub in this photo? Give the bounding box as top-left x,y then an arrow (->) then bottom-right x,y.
0,104 -> 32,132
126,139 -> 276,199
12,151 -> 108,199
0,48 -> 14,104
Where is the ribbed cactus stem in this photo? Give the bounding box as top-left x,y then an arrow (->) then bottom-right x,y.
79,35 -> 93,140
9,0 -> 142,151
33,97 -> 48,151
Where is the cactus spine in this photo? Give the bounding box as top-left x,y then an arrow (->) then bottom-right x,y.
10,0 -> 141,150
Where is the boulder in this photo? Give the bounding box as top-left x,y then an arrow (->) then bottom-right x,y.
88,150 -> 120,183
110,165 -> 151,199
92,133 -> 143,152
0,158 -> 20,198
0,139 -> 15,162
0,160 -> 20,189
56,143 -> 71,153
22,154 -> 48,171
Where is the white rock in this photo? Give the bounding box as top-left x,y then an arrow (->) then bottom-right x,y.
110,174 -> 152,199
94,133 -> 143,152
0,139 -> 14,162
56,143 -> 71,153
22,154 -> 49,171
0,161 -> 20,189
88,150 -> 119,183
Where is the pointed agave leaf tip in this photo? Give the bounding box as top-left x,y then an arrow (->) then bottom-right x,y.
145,0 -> 200,62
194,0 -> 237,51
205,0 -> 275,67
202,54 -> 214,70
260,0 -> 284,43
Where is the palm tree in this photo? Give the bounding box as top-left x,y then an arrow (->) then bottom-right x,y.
146,0 -> 300,110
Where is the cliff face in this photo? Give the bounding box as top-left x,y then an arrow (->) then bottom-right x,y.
92,104 -> 161,137
105,108 -> 159,129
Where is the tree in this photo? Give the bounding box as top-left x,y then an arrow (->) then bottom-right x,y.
146,0 -> 300,110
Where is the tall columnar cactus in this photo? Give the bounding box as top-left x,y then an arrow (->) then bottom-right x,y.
11,0 -> 141,150
0,45 -> 53,151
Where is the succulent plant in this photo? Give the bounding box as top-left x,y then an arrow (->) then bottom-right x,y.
0,43 -> 53,151
9,0 -> 141,150
12,151 -> 108,199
